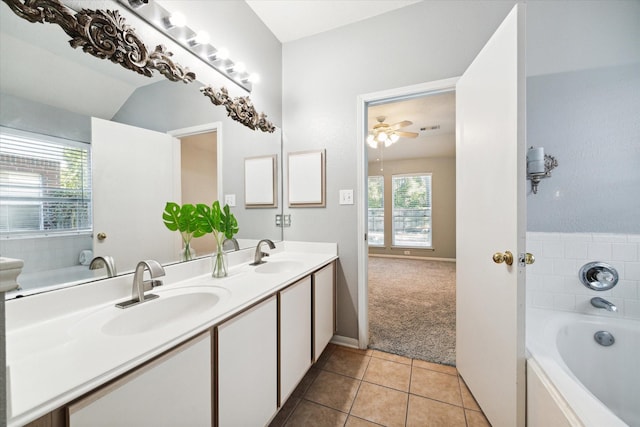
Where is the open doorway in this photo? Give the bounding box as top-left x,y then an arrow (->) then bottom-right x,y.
168,122 -> 223,258
357,78 -> 458,365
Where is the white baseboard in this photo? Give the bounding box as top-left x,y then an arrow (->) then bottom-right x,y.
330,335 -> 360,349
369,254 -> 456,262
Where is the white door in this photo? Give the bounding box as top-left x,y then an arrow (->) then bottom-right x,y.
456,5 -> 526,427
92,118 -> 180,274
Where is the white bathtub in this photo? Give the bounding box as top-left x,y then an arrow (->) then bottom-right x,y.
527,308 -> 639,427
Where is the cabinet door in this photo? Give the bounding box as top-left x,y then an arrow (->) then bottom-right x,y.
68,332 -> 212,427
313,262 -> 335,361
279,277 -> 312,403
217,296 -> 277,427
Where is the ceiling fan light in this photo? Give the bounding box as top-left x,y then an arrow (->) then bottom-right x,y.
390,133 -> 400,143
384,139 -> 394,148
377,132 -> 387,142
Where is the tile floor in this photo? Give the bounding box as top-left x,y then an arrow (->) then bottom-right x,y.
270,344 -> 491,427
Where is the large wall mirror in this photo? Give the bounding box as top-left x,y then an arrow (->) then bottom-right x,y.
0,0 -> 283,298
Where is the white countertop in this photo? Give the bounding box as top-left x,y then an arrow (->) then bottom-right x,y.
5,241 -> 338,427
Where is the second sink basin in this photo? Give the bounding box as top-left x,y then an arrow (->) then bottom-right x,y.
254,260 -> 303,274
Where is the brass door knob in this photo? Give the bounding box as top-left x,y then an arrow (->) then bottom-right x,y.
522,253 -> 535,265
493,251 -> 514,265
97,232 -> 107,241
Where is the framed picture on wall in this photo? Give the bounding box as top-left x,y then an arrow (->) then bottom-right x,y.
244,155 -> 277,208
288,149 -> 326,207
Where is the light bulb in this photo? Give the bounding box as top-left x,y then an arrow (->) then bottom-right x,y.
377,132 -> 387,142
384,139 -> 393,147
216,47 -> 229,60
247,73 -> 260,83
390,133 -> 399,143
367,135 -> 377,148
168,12 -> 186,27
194,31 -> 210,45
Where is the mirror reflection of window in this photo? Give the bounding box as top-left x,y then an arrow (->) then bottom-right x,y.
0,127 -> 92,235
0,126 -> 95,292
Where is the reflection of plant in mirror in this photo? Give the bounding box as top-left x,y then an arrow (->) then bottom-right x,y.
162,202 -> 205,261
196,201 -> 239,278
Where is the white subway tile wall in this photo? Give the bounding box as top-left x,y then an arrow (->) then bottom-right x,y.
527,232 -> 640,320
1,234 -> 92,273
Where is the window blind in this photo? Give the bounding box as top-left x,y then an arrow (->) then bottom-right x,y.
0,127 -> 92,235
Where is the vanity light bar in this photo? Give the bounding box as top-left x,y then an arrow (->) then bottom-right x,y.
117,0 -> 255,92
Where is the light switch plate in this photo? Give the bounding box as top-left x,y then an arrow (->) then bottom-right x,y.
339,189 -> 354,205
224,194 -> 236,207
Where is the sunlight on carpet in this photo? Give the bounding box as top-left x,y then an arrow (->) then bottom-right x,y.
368,256 -> 456,366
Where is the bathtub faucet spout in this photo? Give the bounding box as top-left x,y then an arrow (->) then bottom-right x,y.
590,297 -> 617,312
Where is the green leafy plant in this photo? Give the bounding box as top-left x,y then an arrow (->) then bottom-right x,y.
162,202 -> 206,261
196,201 -> 239,277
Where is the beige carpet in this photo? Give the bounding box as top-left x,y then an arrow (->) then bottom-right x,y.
368,256 -> 456,366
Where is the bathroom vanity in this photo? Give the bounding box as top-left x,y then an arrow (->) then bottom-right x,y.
5,242 -> 337,427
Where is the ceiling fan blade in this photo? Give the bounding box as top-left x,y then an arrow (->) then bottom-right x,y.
395,131 -> 418,138
389,120 -> 412,130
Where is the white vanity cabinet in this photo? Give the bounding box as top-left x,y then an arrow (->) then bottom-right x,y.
67,331 -> 212,427
279,276 -> 312,403
313,261 -> 336,361
19,258 -> 337,427
216,296 -> 278,427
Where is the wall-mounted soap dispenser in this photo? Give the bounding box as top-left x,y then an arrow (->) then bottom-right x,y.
526,146 -> 558,194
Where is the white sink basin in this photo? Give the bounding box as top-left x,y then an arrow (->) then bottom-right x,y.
254,260 -> 303,274
70,287 -> 230,337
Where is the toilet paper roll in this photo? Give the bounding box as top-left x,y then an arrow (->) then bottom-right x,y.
79,249 -> 93,266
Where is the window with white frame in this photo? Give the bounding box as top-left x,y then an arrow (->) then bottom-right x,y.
0,127 -> 92,235
367,175 -> 384,246
392,173 -> 432,248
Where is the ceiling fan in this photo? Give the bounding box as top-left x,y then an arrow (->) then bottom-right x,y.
367,116 -> 418,148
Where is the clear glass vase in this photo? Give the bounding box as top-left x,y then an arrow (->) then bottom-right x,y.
180,240 -> 195,261
212,241 -> 228,278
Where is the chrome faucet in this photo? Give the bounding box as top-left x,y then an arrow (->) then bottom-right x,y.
89,255 -> 117,277
116,260 -> 165,309
591,297 -> 617,312
250,239 -> 275,266
223,238 -> 240,252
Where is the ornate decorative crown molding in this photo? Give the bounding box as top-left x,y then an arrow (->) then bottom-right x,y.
201,86 -> 276,133
3,0 -> 195,83
2,0 -> 276,132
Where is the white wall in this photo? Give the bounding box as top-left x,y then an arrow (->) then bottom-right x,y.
526,1 -> 640,233
282,1 -> 516,339
283,0 -> 640,340
524,2 -> 640,328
